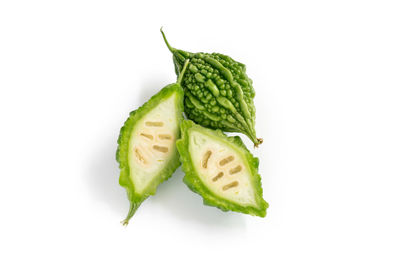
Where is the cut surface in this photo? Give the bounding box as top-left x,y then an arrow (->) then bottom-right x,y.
177,120 -> 268,217
188,129 -> 257,207
128,94 -> 179,193
117,60 -> 190,225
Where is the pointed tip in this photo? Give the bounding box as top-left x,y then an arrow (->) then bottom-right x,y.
254,138 -> 263,148
160,28 -> 175,53
120,200 -> 141,227
159,26 -> 165,36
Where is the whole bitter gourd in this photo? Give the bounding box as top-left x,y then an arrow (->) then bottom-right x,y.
117,60 -> 189,225
161,29 -> 263,147
177,120 -> 268,217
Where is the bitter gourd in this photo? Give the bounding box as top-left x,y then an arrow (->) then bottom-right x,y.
161,29 -> 263,147
176,120 -> 268,217
117,60 -> 189,225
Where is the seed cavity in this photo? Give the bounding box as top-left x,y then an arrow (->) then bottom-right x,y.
212,172 -> 224,182
145,121 -> 164,127
219,155 -> 234,166
134,148 -> 147,164
140,133 -> 153,140
202,150 -> 212,168
222,181 -> 239,191
229,165 -> 242,175
158,134 -> 172,140
153,145 -> 168,153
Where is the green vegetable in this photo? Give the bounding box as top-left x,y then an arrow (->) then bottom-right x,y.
161,29 -> 263,147
117,60 -> 189,225
176,120 -> 268,217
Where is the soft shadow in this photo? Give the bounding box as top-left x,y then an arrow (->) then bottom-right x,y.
85,78 -> 168,216
86,134 -> 127,216
137,75 -> 169,104
150,167 -> 246,230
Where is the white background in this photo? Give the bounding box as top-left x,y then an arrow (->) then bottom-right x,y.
1,0 -> 399,266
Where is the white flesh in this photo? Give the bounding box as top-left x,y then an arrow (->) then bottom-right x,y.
188,129 -> 257,207
128,94 -> 179,193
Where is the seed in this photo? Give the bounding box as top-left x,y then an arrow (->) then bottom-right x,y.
202,150 -> 212,168
212,172 -> 224,182
134,148 -> 146,164
140,133 -> 153,140
229,165 -> 242,175
145,121 -> 164,127
219,155 -> 234,166
153,145 -> 168,153
222,181 -> 239,191
158,134 -> 172,140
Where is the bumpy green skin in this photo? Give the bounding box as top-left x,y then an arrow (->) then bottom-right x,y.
161,30 -> 262,146
176,120 -> 268,217
116,83 -> 184,225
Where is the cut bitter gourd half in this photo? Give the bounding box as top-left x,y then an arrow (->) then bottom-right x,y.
117,60 -> 189,225
177,120 -> 268,217
128,95 -> 180,193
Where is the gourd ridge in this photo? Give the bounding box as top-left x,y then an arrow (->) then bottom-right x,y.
161,30 -> 263,147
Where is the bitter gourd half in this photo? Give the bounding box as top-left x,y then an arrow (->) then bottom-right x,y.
117,60 -> 189,225
176,120 -> 268,217
161,29 -> 263,147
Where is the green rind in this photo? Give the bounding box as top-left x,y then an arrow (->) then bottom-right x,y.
176,120 -> 268,217
116,83 -> 184,225
161,31 -> 261,146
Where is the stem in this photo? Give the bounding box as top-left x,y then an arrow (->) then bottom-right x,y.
246,130 -> 263,148
255,138 -> 263,148
177,59 -> 190,85
120,201 -> 141,226
160,27 -> 175,53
